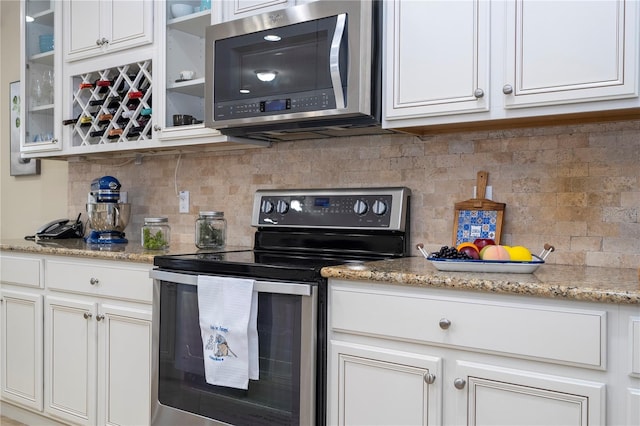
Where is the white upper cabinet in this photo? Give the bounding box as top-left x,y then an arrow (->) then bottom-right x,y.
383,0 -> 640,130
503,0 -> 638,108
64,0 -> 153,62
216,0 -> 293,23
20,0 -> 63,154
384,0 -> 490,119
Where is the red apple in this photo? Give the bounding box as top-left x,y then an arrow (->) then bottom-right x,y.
473,238 -> 496,250
459,246 -> 480,260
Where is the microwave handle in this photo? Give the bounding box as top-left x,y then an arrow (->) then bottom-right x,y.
150,269 -> 312,297
329,13 -> 347,110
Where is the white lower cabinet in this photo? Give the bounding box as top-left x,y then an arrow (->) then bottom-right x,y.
0,252 -> 152,426
0,289 -> 44,412
44,296 -> 151,426
328,280 -> 616,426
332,341 -> 441,426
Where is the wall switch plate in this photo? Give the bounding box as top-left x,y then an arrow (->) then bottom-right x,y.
473,185 -> 492,200
179,190 -> 189,213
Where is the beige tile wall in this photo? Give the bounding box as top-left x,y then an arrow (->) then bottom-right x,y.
68,119 -> 640,268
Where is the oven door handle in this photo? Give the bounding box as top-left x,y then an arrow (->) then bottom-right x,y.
150,270 -> 313,296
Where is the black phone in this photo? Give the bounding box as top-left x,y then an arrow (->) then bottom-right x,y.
25,214 -> 85,240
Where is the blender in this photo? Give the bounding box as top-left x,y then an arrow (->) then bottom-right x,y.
85,176 -> 131,244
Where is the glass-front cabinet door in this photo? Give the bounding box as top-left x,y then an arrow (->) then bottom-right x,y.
21,0 -> 62,153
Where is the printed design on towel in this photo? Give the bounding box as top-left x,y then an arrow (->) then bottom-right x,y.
205,326 -> 237,360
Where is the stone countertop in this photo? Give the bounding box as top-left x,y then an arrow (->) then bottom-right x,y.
321,256 -> 640,305
3,239 -> 638,305
0,239 -> 249,264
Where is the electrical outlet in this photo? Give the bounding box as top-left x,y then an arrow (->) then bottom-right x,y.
473,185 -> 493,200
179,190 -> 189,213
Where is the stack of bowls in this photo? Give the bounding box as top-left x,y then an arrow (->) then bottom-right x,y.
171,3 -> 194,18
39,34 -> 54,53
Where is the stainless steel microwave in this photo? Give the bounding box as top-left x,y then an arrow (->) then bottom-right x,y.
205,0 -> 389,142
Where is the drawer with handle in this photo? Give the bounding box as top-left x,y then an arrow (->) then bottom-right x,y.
331,282 -> 606,369
46,258 -> 152,303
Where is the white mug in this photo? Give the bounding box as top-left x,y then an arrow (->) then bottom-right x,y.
179,70 -> 195,80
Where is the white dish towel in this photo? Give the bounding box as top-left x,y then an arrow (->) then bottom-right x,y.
197,275 -> 259,389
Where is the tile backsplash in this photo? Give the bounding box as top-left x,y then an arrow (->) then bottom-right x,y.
68,119 -> 640,268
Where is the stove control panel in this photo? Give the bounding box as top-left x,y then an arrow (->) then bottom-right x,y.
252,187 -> 410,231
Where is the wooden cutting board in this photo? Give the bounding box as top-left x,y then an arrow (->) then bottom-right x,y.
452,171 -> 506,246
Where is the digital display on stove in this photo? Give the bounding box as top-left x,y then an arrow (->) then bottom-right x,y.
314,197 -> 330,207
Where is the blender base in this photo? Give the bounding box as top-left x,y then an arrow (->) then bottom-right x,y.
85,230 -> 128,244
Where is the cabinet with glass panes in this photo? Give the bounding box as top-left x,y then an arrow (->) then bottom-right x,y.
21,0 -> 62,153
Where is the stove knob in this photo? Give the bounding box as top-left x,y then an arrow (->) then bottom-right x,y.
372,200 -> 388,216
276,200 -> 289,214
353,199 -> 368,215
261,200 -> 274,214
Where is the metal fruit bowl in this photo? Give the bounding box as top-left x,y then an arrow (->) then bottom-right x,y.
86,202 -> 131,232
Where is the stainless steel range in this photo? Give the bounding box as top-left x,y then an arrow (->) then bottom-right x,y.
150,187 -> 411,426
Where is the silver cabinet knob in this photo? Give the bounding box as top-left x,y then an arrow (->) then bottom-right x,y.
153,125 -> 162,132
503,84 -> 514,94
52,138 -> 58,144
453,378 -> 466,389
90,277 -> 99,285
439,318 -> 451,330
423,373 -> 436,384
101,37 -> 109,45
96,39 -> 102,46
474,88 -> 484,98
96,314 -> 105,321
83,312 -> 92,319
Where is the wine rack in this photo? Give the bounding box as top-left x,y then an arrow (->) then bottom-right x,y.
69,60 -> 152,147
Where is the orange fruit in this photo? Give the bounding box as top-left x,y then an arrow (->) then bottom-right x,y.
456,242 -> 479,252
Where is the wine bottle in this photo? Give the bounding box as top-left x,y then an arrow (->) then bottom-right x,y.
107,128 -> 123,139
89,99 -> 106,106
97,113 -> 113,125
90,129 -> 106,137
79,116 -> 93,127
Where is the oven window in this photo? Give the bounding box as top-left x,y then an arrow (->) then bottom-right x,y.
213,15 -> 348,104
158,282 -> 303,426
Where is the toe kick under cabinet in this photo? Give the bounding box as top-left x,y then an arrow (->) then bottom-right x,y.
328,279 -> 639,426
0,252 -> 152,426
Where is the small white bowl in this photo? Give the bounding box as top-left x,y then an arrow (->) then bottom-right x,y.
171,3 -> 194,18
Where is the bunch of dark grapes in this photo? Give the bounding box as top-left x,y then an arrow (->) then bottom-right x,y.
430,246 -> 472,260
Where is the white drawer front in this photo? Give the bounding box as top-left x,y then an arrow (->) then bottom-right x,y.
631,317 -> 640,377
331,287 -> 606,368
0,254 -> 42,288
47,259 -> 152,303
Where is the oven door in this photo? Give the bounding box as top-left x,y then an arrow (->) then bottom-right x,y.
151,270 -> 317,426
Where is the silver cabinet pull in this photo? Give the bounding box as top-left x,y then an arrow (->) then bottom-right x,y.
90,277 -> 99,285
474,88 -> 484,98
96,314 -> 105,321
83,312 -> 92,319
423,373 -> 436,384
503,84 -> 514,94
453,378 -> 466,389
439,318 -> 451,330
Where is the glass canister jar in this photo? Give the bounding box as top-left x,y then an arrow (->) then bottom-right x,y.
195,211 -> 226,249
142,217 -> 170,250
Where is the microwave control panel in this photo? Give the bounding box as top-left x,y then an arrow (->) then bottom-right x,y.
214,89 -> 336,120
